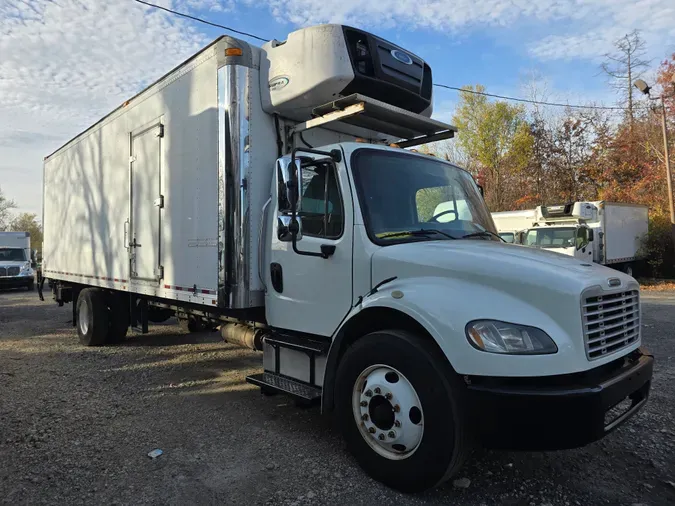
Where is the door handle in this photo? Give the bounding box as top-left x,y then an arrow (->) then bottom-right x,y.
124,220 -> 129,250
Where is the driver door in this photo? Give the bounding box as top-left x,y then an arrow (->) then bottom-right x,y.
575,226 -> 594,261
265,152 -> 354,337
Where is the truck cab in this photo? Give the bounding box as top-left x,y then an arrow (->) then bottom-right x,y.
0,232 -> 35,290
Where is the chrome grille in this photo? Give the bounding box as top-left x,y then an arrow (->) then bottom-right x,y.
583,289 -> 640,360
7,266 -> 19,276
0,267 -> 6,277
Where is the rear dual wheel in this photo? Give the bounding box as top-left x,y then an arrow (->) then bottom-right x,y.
335,330 -> 471,493
76,288 -> 129,346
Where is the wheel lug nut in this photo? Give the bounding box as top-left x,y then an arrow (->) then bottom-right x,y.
378,433 -> 386,440
361,414 -> 369,421
385,392 -> 392,400
388,431 -> 396,438
374,387 -> 381,394
368,427 -> 376,434
394,420 -> 401,427
365,390 -> 373,397
360,401 -> 368,407
393,404 -> 400,413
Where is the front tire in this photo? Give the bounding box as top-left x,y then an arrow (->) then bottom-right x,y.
76,288 -> 109,346
334,330 -> 470,493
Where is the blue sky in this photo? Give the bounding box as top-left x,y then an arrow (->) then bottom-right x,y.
0,0 -> 673,215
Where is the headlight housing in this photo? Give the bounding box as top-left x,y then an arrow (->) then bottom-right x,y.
466,320 -> 558,355
20,262 -> 33,276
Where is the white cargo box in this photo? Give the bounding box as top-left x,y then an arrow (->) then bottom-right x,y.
602,203 -> 648,264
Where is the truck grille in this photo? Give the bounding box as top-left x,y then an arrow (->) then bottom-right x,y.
0,267 -> 5,277
583,289 -> 640,360
7,266 -> 20,276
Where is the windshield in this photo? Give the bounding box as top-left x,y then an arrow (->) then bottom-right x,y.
351,149 -> 497,243
0,248 -> 27,262
524,227 -> 576,248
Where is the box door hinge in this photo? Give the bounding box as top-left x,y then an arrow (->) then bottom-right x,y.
154,265 -> 164,280
153,195 -> 164,208
129,155 -> 137,163
157,124 -> 164,138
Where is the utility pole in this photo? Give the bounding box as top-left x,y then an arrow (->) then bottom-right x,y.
634,78 -> 675,247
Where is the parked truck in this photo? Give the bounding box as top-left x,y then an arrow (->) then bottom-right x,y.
493,202 -> 648,275
41,25 -> 653,492
0,231 -> 36,290
491,209 -> 536,243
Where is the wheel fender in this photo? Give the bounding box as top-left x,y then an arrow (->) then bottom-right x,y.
322,276 -> 572,411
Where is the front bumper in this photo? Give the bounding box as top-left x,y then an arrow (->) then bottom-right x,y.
466,348 -> 653,451
0,275 -> 33,287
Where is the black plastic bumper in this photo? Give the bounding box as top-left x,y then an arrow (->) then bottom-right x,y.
0,277 -> 31,288
466,348 -> 653,451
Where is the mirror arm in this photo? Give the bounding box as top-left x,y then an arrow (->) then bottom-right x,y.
288,146 -> 340,260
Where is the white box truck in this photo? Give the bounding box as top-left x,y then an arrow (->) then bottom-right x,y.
491,209 -> 536,243
493,202 -> 648,276
0,231 -> 36,290
41,25 -> 653,492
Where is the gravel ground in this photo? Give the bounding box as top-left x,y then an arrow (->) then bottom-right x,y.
0,289 -> 674,505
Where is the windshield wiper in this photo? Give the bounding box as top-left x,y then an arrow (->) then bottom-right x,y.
379,229 -> 457,240
460,230 -> 505,242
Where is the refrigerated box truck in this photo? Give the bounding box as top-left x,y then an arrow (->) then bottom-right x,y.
0,231 -> 35,290
493,202 -> 648,275
41,25 -> 653,492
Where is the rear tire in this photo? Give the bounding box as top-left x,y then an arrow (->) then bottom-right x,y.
335,330 -> 471,493
76,288 -> 109,346
106,293 -> 129,344
180,317 -> 206,333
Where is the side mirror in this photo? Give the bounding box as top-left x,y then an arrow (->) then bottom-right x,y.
277,216 -> 302,242
276,156 -> 302,213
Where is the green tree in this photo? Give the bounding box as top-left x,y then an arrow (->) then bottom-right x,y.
452,85 -> 533,211
10,213 -> 43,254
0,185 -> 16,231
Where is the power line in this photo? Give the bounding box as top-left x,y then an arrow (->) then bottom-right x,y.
133,0 -> 268,42
135,0 -> 639,113
433,83 -> 632,111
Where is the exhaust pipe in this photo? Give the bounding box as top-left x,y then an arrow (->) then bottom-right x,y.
220,323 -> 266,351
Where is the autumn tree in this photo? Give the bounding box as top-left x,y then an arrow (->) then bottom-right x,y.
0,186 -> 17,231
451,85 -> 533,211
601,30 -> 650,134
10,213 -> 43,254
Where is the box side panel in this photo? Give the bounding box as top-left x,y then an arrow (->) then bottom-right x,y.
43,50 -> 219,306
604,205 -> 649,263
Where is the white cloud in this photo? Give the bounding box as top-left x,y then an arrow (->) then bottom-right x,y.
0,0 -> 208,214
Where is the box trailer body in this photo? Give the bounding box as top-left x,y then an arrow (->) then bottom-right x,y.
41,25 -> 653,493
601,203 -> 649,265
491,209 -> 536,243
0,231 -> 35,289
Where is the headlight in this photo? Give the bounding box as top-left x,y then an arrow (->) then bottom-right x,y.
20,262 -> 33,275
466,320 -> 557,355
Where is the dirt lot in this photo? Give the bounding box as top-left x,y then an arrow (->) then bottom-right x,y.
1,289 -> 674,505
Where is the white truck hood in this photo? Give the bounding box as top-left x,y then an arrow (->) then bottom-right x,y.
369,240 -> 639,377
371,240 -> 630,292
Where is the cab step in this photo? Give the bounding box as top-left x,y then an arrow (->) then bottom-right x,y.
246,372 -> 322,404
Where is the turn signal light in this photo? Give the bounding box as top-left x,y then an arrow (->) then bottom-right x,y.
225,48 -> 243,56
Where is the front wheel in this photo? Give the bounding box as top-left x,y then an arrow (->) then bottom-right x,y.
334,330 -> 471,492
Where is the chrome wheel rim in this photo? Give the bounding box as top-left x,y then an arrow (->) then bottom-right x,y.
352,364 -> 424,460
78,299 -> 90,335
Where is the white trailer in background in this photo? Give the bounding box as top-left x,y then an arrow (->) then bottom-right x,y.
491,209 -> 535,243
0,231 -> 35,290
41,25 -> 653,492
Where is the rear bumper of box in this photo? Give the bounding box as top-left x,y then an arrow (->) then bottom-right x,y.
466,348 -> 653,451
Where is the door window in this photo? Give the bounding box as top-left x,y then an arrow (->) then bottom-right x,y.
298,162 -> 343,238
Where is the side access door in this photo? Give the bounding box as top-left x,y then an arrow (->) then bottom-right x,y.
266,151 -> 354,336
128,121 -> 164,282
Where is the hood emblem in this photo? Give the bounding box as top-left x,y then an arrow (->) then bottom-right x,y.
608,278 -> 621,287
